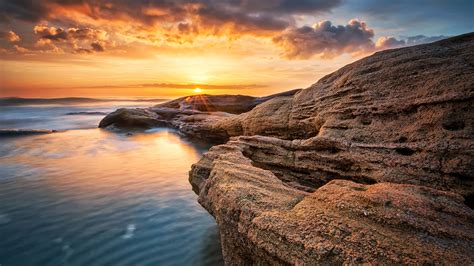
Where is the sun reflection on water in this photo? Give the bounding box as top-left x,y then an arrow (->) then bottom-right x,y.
0,128 -> 222,266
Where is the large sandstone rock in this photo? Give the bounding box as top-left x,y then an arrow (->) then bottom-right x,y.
190,33 -> 474,264
191,137 -> 473,264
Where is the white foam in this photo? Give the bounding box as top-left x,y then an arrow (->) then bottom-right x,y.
122,224 -> 136,239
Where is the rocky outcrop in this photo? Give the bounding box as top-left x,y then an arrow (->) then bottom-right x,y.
156,89 -> 301,114
99,90 -> 301,142
189,33 -> 474,264
99,108 -> 165,129
191,137 -> 473,264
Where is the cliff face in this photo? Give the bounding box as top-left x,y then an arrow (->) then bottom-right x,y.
190,33 -> 474,264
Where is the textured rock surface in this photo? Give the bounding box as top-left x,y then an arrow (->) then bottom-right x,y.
98,90 -> 301,142
190,33 -> 474,264
156,89 -> 300,114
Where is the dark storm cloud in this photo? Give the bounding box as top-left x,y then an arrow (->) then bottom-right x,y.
273,19 -> 375,59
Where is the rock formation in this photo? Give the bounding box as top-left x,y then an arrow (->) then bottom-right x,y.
99,90 -> 301,142
190,33 -> 474,264
156,89 -> 301,114
100,33 -> 474,264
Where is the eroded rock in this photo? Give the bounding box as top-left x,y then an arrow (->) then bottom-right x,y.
190,33 -> 474,264
156,89 -> 301,114
98,90 -> 301,143
191,135 -> 474,264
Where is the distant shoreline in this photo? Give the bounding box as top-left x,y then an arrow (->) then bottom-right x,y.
0,97 -> 167,106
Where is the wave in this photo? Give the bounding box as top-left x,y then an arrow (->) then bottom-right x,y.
0,97 -> 166,106
0,129 -> 59,137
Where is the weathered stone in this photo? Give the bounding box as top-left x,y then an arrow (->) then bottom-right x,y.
99,33 -> 474,264
99,90 -> 301,143
98,108 -> 164,129
156,89 -> 301,114
190,33 -> 474,264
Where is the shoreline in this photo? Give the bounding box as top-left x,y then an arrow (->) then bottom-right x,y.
98,33 -> 474,264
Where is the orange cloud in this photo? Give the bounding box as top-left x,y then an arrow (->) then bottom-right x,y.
375,36 -> 406,49
0,30 -> 21,42
32,23 -> 110,54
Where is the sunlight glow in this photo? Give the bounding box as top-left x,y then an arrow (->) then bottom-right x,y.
193,88 -> 202,94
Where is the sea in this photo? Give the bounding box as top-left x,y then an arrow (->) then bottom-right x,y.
0,97 -> 223,266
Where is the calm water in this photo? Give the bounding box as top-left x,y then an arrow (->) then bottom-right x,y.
0,99 -> 223,266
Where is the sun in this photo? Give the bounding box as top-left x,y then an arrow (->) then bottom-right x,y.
193,87 -> 202,94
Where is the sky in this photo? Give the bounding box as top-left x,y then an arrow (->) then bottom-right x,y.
0,0 -> 472,98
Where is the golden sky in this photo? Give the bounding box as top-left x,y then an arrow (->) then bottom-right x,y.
0,0 -> 471,98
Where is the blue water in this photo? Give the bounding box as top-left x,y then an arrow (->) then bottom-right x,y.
0,98 -> 163,131
0,99 -> 223,266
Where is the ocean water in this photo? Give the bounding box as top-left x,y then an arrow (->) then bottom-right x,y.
0,98 -> 223,266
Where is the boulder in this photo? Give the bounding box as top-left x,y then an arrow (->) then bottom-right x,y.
98,108 -> 164,129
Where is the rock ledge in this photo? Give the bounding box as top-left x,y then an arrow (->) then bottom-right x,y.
189,33 -> 474,264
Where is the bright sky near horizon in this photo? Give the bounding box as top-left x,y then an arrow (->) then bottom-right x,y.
0,0 -> 472,97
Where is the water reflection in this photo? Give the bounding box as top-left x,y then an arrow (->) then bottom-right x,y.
0,128 -> 222,266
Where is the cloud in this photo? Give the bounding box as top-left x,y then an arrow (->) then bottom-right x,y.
375,36 -> 405,49
375,35 -> 449,50
194,4 -> 290,33
0,0 -> 341,34
33,23 -> 108,53
34,25 -> 68,40
0,0 -> 454,60
273,18 -> 451,59
0,0 -> 343,59
273,19 -> 375,59
90,41 -> 105,52
404,35 -> 448,45
34,25 -> 108,42
0,30 -> 20,42
13,44 -> 29,53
